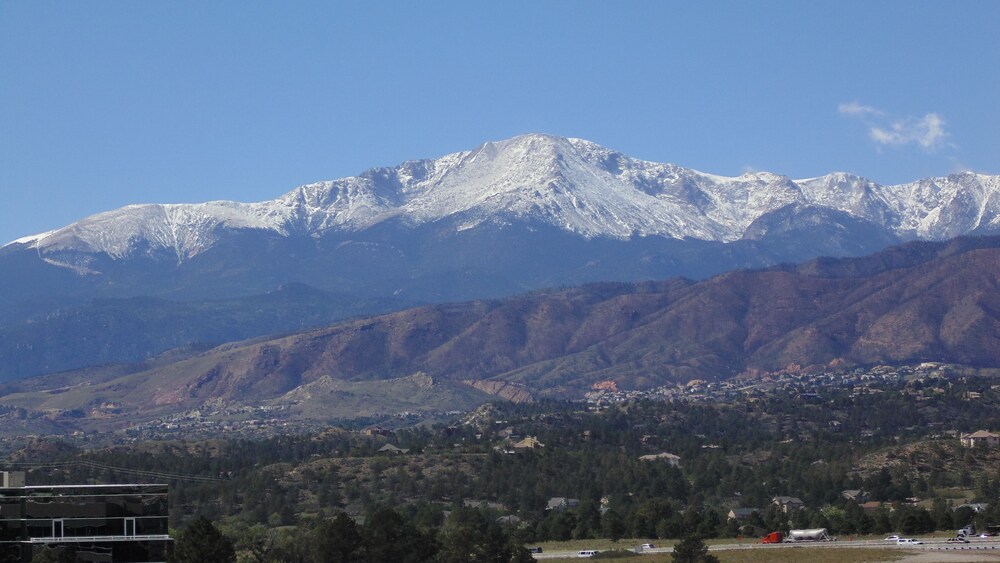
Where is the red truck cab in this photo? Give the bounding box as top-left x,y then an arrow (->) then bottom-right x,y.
762,532 -> 784,544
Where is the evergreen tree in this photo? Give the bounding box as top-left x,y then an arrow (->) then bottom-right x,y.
363,507 -> 438,562
572,499 -> 602,539
872,509 -> 893,535
271,526 -> 312,563
437,506 -> 530,563
931,498 -> 954,531
954,506 -> 976,528
169,516 -> 236,563
229,523 -> 277,563
30,547 -> 74,563
671,535 -> 718,563
601,509 -> 627,542
313,512 -> 364,563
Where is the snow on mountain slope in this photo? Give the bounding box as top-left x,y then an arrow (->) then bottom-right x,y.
8,134 -> 1000,262
25,201 -> 287,261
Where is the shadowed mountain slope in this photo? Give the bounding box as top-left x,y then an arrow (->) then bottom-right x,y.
4,135 -> 999,381
5,235 -> 997,422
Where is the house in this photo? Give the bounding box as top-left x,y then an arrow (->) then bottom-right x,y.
377,443 -> 409,455
727,508 -> 760,521
512,436 -> 545,450
464,499 -> 506,511
842,490 -> 871,503
364,425 -> 392,437
546,497 -> 580,511
638,452 -> 681,467
772,496 -> 805,513
960,430 -> 1000,448
496,515 -> 522,526
860,501 -> 883,513
0,471 -> 172,562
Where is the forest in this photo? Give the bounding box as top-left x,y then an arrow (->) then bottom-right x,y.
5,370 -> 1000,562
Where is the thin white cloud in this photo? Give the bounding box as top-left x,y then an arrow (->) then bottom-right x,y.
837,102 -> 883,117
869,113 -> 947,150
839,102 -> 949,152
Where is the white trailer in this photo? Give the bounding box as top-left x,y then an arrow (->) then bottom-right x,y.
786,528 -> 834,542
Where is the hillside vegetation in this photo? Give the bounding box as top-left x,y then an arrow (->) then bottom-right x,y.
3,236 -> 997,427
4,368 -> 999,562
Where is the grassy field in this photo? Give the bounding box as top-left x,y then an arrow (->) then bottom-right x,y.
533,548 -> 907,562
712,548 -> 907,563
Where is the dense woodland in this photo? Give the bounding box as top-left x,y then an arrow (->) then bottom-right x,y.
5,371 -> 1000,562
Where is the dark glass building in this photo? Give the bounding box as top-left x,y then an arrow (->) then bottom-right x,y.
0,472 -> 172,563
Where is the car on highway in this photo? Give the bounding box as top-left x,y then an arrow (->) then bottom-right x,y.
884,535 -> 900,541
577,550 -> 600,558
896,538 -> 923,545
640,543 -> 655,549
947,538 -> 970,544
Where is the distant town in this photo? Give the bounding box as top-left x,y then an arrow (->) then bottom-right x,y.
3,362 -> 996,452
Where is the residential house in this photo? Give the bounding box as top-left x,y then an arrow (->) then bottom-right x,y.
860,501 -> 883,514
464,499 -> 506,511
960,430 -> 1000,448
546,497 -> 580,511
377,443 -> 409,455
772,496 -> 805,513
512,436 -> 545,451
496,515 -> 522,526
727,508 -> 760,521
842,490 -> 871,503
638,452 -> 681,467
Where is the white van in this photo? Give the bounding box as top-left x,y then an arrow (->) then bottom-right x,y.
578,550 -> 600,558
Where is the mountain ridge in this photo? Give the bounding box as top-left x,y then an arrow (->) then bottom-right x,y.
4,234 -> 997,428
8,134 -> 1000,264
3,134 -> 998,382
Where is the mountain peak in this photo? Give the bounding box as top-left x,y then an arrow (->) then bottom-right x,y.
7,134 -> 1000,262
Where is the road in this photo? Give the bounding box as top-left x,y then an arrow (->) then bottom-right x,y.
533,536 -> 1000,559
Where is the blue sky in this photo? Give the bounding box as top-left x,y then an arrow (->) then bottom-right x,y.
2,1 -> 998,244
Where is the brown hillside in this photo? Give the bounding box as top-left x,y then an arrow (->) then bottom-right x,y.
6,236 -> 999,415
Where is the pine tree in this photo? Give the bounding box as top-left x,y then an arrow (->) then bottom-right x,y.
313,513 -> 364,563
671,535 -> 718,563
169,516 -> 236,563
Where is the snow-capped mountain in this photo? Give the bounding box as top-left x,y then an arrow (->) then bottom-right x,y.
10,133 -> 999,264
3,133 -> 999,381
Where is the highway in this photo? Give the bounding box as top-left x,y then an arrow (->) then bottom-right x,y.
533,536 -> 1000,559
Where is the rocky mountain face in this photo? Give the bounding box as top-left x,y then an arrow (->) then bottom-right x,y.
10,135 -> 1000,262
2,134 -> 998,380
5,235 -> 998,423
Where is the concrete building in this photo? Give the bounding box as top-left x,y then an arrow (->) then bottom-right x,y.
0,471 -> 172,562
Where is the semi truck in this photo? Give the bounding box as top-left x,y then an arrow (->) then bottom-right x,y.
761,532 -> 783,543
786,528 -> 834,542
